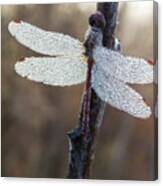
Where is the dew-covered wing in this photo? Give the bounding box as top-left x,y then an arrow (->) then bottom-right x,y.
93,46 -> 153,84
8,21 -> 84,56
92,65 -> 151,119
15,56 -> 87,86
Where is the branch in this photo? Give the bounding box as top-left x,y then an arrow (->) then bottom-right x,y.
97,2 -> 119,48
67,2 -> 119,179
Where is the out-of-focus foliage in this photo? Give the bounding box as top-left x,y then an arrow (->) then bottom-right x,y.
2,2 -> 156,180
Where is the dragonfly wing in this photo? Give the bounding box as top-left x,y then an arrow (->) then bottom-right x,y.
93,46 -> 153,84
15,56 -> 87,86
92,66 -> 151,118
8,21 -> 84,56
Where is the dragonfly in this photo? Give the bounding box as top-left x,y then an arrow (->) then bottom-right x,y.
8,12 -> 153,121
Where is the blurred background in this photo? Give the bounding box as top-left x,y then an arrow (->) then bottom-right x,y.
1,1 -> 157,180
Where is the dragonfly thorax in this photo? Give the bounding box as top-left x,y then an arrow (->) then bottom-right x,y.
84,27 -> 103,47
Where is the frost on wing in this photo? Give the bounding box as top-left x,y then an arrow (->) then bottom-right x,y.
15,57 -> 87,86
8,21 -> 84,56
92,66 -> 151,119
93,46 -> 153,84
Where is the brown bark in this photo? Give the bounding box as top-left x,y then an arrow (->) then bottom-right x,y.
67,2 -> 119,179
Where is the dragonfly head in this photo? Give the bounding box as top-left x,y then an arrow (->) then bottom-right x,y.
89,11 -> 106,31
84,12 -> 106,56
84,12 -> 106,48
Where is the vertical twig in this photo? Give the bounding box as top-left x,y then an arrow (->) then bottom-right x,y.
67,2 -> 119,179
97,2 -> 119,48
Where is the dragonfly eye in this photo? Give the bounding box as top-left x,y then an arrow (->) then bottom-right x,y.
89,11 -> 106,30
